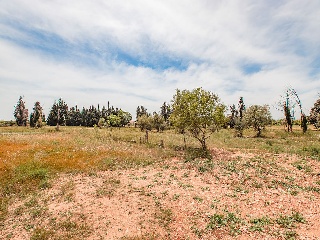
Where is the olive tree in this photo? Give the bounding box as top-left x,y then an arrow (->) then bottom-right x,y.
243,105 -> 272,137
170,88 -> 226,150
137,114 -> 153,131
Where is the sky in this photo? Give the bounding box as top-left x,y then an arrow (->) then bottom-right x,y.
1,0 -> 320,120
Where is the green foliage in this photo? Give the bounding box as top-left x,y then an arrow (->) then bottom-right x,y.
117,110 -> 132,126
13,96 -> 28,126
276,212 -> 305,229
136,105 -> 148,120
0,120 -> 16,127
45,99 -> 131,128
107,114 -> 121,127
234,117 -> 246,137
170,87 -> 226,150
30,101 -> 43,128
249,216 -> 271,232
46,98 -> 69,126
243,105 -> 272,137
98,117 -> 106,128
152,112 -> 166,132
137,115 -> 153,131
66,106 -> 82,126
160,102 -> 171,122
309,97 -> 320,129
206,211 -> 242,235
80,105 -> 101,127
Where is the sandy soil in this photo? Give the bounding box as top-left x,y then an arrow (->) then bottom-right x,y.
2,148 -> 320,239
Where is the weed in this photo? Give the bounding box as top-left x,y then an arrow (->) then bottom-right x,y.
96,178 -> 121,198
193,196 -> 203,202
276,211 -> 305,229
60,180 -> 75,196
178,181 -> 193,189
0,197 -> 9,222
284,230 -> 298,239
191,225 -> 205,238
266,140 -> 273,146
292,160 -> 312,173
155,207 -> 172,228
233,185 -> 249,194
183,172 -> 189,178
184,147 -> 212,162
201,186 -> 210,191
206,211 -> 242,235
251,181 -> 263,189
30,227 -> 53,240
173,194 -> 180,201
249,216 -> 272,232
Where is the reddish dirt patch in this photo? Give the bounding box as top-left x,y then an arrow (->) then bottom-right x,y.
1,149 -> 320,239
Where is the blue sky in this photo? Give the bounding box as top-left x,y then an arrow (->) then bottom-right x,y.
1,0 -> 320,120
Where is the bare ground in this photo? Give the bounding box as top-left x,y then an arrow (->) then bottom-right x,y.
2,148 -> 320,239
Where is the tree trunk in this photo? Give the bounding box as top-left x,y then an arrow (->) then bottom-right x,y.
256,127 -> 261,137
200,139 -> 207,151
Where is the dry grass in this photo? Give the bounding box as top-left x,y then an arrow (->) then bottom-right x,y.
1,125 -> 320,239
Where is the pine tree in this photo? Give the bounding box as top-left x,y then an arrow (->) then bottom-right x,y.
309,97 -> 320,129
136,106 -> 148,120
46,98 -> 69,126
30,101 -> 43,128
160,102 -> 171,122
14,96 -> 28,126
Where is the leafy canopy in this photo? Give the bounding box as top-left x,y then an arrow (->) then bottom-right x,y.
243,105 -> 272,137
170,87 -> 225,150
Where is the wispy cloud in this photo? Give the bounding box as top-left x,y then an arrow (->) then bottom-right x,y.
1,0 -> 320,120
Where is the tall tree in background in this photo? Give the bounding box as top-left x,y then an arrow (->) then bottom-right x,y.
117,110 -> 132,127
46,98 -> 69,126
152,112 -> 165,132
309,96 -> 320,129
136,106 -> 148,120
66,105 -> 82,126
14,96 -> 28,126
170,88 -> 226,150
229,104 -> 237,128
30,101 -> 43,128
238,96 -> 245,120
234,97 -> 246,137
160,102 -> 171,123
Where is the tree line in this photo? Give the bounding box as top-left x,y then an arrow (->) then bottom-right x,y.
12,88 -> 320,150
14,97 -> 132,128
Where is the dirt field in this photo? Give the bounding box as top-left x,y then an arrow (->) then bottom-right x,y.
1,127 -> 320,239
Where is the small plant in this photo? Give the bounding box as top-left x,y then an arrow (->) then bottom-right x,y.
249,216 -> 272,232
155,207 -> 172,228
30,227 -> 53,240
284,230 -> 298,239
173,194 -> 180,201
191,225 -> 205,238
276,211 -> 305,229
193,196 -> 203,202
206,211 -> 243,235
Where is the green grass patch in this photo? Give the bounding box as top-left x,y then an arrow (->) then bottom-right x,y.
206,211 -> 243,236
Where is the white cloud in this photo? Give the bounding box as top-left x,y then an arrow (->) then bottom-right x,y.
0,0 -> 320,120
